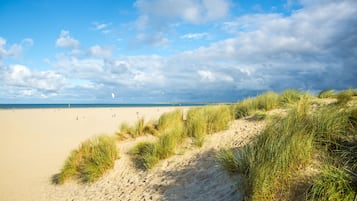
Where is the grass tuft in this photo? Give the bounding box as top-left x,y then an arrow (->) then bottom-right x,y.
52,135 -> 118,184
157,109 -> 183,132
186,105 -> 231,146
318,89 -> 335,98
336,89 -> 354,105
307,165 -> 356,201
279,89 -> 306,106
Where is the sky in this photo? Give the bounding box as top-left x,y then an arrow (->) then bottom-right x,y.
0,0 -> 356,103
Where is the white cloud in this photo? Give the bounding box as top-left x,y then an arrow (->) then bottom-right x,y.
132,32 -> 169,48
197,70 -> 233,82
0,37 -> 34,59
87,45 -> 113,58
1,64 -> 66,97
181,32 -> 208,39
132,0 -> 229,48
135,0 -> 230,24
93,22 -> 112,30
55,30 -> 79,48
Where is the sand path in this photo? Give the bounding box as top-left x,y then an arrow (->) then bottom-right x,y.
42,119 -> 265,201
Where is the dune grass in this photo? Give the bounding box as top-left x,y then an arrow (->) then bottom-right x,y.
307,165 -> 356,201
278,89 -> 307,106
130,110 -> 185,169
53,135 -> 118,184
233,91 -> 279,119
131,105 -> 232,168
219,94 -> 357,200
157,109 -> 183,132
336,88 -> 355,105
317,89 -> 335,98
185,105 -> 232,146
116,118 -> 159,139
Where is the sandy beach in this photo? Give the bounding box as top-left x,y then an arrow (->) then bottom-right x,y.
0,106 -> 187,201
0,106 -> 264,201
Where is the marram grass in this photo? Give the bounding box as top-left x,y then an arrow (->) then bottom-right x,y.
219,93 -> 357,200
53,135 -> 118,184
186,105 -> 231,146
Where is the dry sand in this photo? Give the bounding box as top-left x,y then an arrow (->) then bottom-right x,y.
0,107 -> 265,201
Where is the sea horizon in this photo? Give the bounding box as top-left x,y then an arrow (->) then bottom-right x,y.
0,102 -> 233,109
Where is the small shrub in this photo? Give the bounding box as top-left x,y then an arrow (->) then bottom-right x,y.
53,135 -> 118,184
318,89 -> 335,98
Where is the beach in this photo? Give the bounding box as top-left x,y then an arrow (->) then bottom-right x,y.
0,106 -> 187,201
0,106 -> 265,201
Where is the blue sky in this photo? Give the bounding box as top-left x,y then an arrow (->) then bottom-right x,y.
0,0 -> 356,103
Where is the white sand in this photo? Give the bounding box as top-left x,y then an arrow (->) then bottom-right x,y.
0,107 -> 184,201
0,106 -> 265,201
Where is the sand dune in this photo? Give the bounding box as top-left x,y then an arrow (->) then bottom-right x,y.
0,107 -> 263,201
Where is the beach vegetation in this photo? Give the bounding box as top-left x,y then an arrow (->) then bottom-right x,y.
130,142 -> 159,169
131,126 -> 184,169
186,105 -> 231,146
336,88 -> 355,105
278,88 -> 307,106
116,118 -> 159,139
233,91 -> 279,119
52,135 -> 118,184
219,94 -> 357,200
157,109 -> 183,132
317,89 -> 335,98
248,111 -> 267,121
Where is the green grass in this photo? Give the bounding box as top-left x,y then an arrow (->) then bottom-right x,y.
130,142 -> 159,169
117,118 -> 159,139
248,111 -> 267,121
157,109 -> 183,132
317,89 -> 335,98
219,91 -> 357,200
221,100 -> 315,199
307,165 -> 356,201
53,135 -> 118,184
336,89 -> 355,105
278,89 -> 307,106
233,91 -> 279,119
131,110 -> 185,169
185,107 -> 207,146
186,105 -> 231,146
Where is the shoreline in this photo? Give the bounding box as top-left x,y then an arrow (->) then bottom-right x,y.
0,103 -> 222,110
0,106 -> 189,201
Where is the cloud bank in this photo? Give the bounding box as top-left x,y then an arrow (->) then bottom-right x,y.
1,0 -> 356,103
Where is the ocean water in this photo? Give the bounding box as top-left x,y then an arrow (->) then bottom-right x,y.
0,103 -> 208,109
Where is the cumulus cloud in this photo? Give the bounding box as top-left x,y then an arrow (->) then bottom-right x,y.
87,45 -> 113,58
55,30 -> 80,48
0,37 -> 34,59
1,64 -> 66,98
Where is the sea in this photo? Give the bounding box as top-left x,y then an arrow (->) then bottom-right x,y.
0,103 -> 210,109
